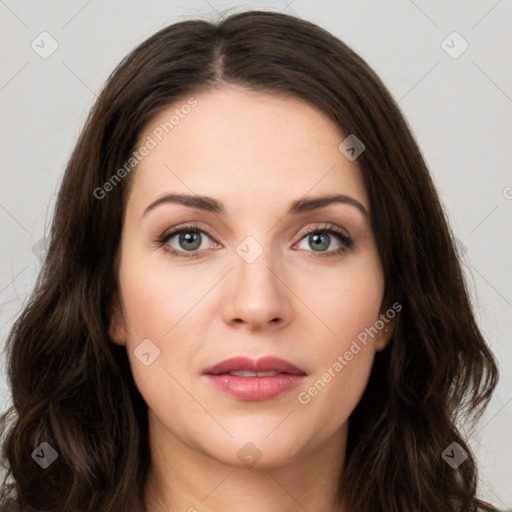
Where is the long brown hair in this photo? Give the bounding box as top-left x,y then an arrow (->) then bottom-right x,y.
0,10 -> 499,512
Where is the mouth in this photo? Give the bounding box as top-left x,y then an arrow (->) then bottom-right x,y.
222,370 -> 285,377
202,356 -> 307,401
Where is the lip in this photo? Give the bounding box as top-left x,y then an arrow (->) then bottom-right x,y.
203,356 -> 306,376
203,356 -> 307,401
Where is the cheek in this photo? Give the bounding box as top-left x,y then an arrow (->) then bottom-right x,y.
308,256 -> 384,344
298,345 -> 375,440
117,244 -> 202,340
116,245 -> 212,391
117,267 -> 194,418
120,278 -> 170,340
297,291 -> 379,433
294,257 -> 383,427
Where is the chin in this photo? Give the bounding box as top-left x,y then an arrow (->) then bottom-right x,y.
199,429 -> 307,469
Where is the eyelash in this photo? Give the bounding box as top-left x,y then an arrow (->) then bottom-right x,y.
155,223 -> 354,260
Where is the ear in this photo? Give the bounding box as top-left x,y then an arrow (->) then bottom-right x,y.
375,310 -> 397,352
108,291 -> 127,346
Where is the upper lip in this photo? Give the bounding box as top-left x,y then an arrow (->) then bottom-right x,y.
203,356 -> 307,376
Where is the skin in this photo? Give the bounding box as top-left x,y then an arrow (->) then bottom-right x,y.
109,84 -> 394,512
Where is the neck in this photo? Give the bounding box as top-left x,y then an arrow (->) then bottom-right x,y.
143,411 -> 348,512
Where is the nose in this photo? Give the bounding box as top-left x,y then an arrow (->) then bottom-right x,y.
222,247 -> 293,332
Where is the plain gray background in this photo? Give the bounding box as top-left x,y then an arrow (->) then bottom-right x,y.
1,0 -> 511,508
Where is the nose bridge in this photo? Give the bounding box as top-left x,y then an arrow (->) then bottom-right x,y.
224,234 -> 292,328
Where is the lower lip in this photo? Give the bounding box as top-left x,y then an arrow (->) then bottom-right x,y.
204,374 -> 306,401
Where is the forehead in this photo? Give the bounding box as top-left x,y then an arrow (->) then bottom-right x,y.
129,85 -> 368,215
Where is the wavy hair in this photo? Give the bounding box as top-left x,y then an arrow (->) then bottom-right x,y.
0,9 -> 499,512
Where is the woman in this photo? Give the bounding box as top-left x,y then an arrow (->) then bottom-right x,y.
0,9 -> 499,512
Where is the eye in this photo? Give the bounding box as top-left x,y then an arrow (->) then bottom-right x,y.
156,222 -> 353,260
156,224 -> 219,259
295,224 -> 353,257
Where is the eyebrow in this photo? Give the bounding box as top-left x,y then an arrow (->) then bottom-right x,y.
143,192 -> 368,219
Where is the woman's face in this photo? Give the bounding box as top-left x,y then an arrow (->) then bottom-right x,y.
109,84 -> 393,468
